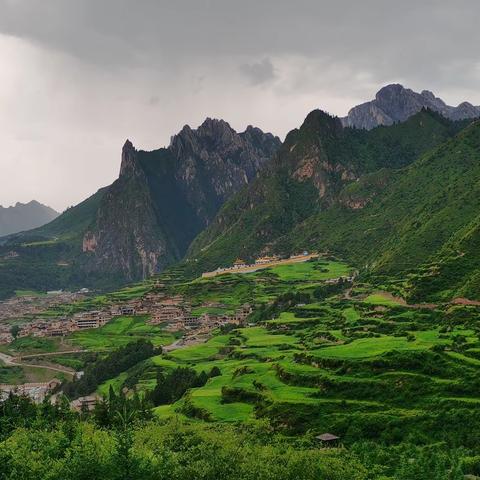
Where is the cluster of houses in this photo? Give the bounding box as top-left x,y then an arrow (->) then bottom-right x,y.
0,290 -> 86,323
325,274 -> 356,285
0,252 -> 326,345
0,379 -> 101,412
202,251 -> 318,278
150,299 -> 253,332
0,290 -> 88,344
0,287 -> 253,345
2,250 -> 19,260
4,305 -> 136,342
0,324 -> 14,344
0,378 -> 61,403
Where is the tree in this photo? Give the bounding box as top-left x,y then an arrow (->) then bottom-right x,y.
10,324 -> 20,340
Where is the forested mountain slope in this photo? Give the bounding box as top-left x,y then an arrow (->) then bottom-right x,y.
0,120 -> 280,298
188,110 -> 479,301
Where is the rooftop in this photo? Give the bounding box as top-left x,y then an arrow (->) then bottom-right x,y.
316,433 -> 340,442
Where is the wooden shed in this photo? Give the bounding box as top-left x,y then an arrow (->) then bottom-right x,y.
315,433 -> 340,446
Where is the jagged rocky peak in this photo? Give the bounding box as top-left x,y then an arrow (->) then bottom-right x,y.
420,89 -> 441,103
453,101 -> 480,120
342,84 -> 480,129
171,118 -> 235,147
169,118 -> 280,159
119,139 -> 138,176
198,117 -> 234,138
81,117 -> 281,283
241,125 -> 281,154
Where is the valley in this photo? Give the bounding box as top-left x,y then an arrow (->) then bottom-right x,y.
3,1 -> 480,476
2,256 -> 480,449
2,84 -> 480,478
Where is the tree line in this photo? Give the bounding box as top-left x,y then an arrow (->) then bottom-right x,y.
63,339 -> 159,398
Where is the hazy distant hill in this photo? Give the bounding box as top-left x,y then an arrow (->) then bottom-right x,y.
0,201 -> 59,236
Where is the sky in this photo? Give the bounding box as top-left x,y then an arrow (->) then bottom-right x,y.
1,0 -> 479,211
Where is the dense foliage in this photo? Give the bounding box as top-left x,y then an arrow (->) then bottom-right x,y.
63,339 -> 158,398
2,392 -> 477,480
147,367 -> 213,406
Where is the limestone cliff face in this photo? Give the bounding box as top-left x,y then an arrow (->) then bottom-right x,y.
342,84 -> 480,129
84,120 -> 280,280
170,119 -> 280,223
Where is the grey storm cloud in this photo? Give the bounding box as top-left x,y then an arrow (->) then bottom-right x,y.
240,58 -> 276,85
0,0 -> 479,211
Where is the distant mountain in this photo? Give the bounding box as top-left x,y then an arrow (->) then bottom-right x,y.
0,201 -> 58,236
187,108 -> 479,301
0,119 -> 280,298
342,84 -> 480,129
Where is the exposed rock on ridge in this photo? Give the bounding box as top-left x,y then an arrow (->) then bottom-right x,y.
342,84 -> 480,129
85,119 -> 281,280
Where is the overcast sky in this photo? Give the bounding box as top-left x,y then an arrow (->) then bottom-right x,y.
1,0 -> 479,211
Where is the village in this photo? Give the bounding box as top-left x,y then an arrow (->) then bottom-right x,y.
0,286 -> 253,345
0,285 -> 255,407
0,252 -> 320,407
0,290 -> 88,344
201,251 -> 319,278
0,252 -> 317,345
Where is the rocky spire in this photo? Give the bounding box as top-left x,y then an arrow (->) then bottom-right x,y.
119,139 -> 138,177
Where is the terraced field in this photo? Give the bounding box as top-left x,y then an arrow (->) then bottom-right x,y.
71,315 -> 177,350
94,259 -> 478,445
33,258 -> 479,446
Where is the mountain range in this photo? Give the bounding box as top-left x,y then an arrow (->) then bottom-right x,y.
0,119 -> 279,297
1,84 -> 479,301
189,107 -> 479,301
0,201 -> 58,237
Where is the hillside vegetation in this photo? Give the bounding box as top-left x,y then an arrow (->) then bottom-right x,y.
2,258 -> 480,477
188,111 -> 480,302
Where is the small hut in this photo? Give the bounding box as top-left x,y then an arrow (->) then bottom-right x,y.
315,433 -> 340,446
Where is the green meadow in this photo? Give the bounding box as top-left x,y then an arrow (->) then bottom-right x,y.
363,292 -> 404,306
71,315 -> 176,350
85,257 -> 480,450
11,257 -> 480,453
312,331 -> 447,359
266,260 -> 351,281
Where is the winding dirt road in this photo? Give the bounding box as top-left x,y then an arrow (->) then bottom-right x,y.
0,351 -> 75,376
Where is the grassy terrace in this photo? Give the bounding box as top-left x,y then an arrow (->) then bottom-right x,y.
71,315 -> 177,350
127,259 -> 480,441
311,330 -> 448,359
8,257 -> 480,446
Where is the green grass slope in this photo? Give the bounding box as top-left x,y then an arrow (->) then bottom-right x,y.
188,112 -> 480,301
187,110 -> 468,274
288,120 -> 480,300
